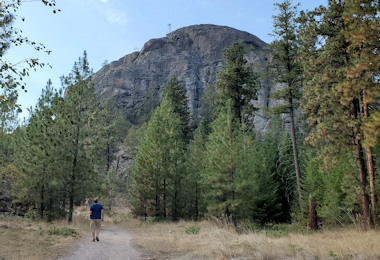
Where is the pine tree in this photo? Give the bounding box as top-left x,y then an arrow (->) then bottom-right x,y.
182,119 -> 208,220
202,102 -> 241,225
214,42 -> 260,126
300,0 -> 378,230
92,95 -> 127,173
131,99 -> 185,220
343,0 -> 380,216
198,84 -> 217,133
163,76 -> 191,140
262,116 -> 293,222
57,51 -> 99,223
89,95 -> 128,210
236,132 -> 281,224
267,0 -> 303,208
14,80 -> 61,220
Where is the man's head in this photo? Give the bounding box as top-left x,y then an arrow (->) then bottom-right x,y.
94,198 -> 99,203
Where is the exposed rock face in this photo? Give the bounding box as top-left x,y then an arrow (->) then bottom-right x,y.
92,24 -> 276,131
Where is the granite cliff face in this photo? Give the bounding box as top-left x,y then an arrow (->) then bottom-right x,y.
92,24 -> 276,130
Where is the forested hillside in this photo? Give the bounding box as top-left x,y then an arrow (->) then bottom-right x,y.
1,0 -> 379,232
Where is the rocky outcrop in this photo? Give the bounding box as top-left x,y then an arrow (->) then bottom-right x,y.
91,24 -> 277,130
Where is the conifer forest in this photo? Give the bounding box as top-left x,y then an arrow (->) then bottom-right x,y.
1,0 -> 380,232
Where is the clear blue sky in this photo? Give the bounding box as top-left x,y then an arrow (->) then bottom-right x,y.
5,0 -> 326,119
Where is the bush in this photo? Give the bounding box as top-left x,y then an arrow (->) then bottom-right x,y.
185,226 -> 200,234
47,226 -> 79,237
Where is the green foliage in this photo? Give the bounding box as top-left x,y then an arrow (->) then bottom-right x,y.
301,150 -> 361,227
197,84 -> 216,131
91,95 -> 128,173
13,80 -> 63,220
0,90 -> 19,166
267,0 -> 303,109
299,0 -> 378,229
47,226 -> 79,237
0,1 -> 60,104
182,120 -> 208,220
131,98 -> 185,220
202,102 -> 280,225
163,76 -> 191,140
53,51 -> 100,222
214,41 -> 260,126
266,0 -> 304,209
185,226 -> 200,234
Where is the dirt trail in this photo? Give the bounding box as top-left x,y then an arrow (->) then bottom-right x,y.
58,224 -> 141,260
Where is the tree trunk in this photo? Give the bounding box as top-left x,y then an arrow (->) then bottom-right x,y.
289,103 -> 302,209
353,98 -> 373,230
39,183 -> 45,219
68,124 -> 80,224
48,196 -> 53,222
68,190 -> 74,223
163,178 -> 167,218
195,184 -> 199,221
366,146 -> 376,212
355,140 -> 374,230
363,95 -> 376,213
309,194 -> 318,230
106,143 -> 111,172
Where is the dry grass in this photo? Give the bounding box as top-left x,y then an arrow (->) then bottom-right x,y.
121,218 -> 380,260
3,207 -> 380,260
0,212 -> 91,260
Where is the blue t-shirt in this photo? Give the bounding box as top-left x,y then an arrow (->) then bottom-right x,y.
90,203 -> 104,219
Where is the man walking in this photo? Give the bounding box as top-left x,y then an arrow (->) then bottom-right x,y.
89,198 -> 104,242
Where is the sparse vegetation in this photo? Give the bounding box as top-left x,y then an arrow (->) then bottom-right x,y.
122,218 -> 380,259
185,226 -> 200,234
0,212 -> 90,260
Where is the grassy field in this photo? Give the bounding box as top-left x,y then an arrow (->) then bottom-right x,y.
0,213 -> 89,260
2,208 -> 380,259
120,217 -> 380,259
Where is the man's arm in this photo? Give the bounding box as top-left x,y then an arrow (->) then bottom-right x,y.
101,209 -> 104,222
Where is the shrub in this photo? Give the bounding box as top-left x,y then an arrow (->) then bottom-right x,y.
47,226 -> 79,237
185,226 -> 200,234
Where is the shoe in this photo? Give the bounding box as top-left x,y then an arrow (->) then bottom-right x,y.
92,238 -> 95,242
96,237 -> 99,241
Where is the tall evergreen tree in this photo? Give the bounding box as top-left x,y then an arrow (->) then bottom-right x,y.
131,99 -> 185,220
267,0 -> 303,208
183,119 -> 208,220
14,80 -> 62,220
198,84 -> 217,133
343,0 -> 380,215
202,103 -> 240,225
214,42 -> 260,126
92,95 -> 127,173
57,51 -> 99,223
300,0 -> 379,230
89,95 -> 128,210
163,76 -> 191,140
262,116 -> 293,222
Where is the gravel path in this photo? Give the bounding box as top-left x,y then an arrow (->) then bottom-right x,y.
58,224 -> 141,260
